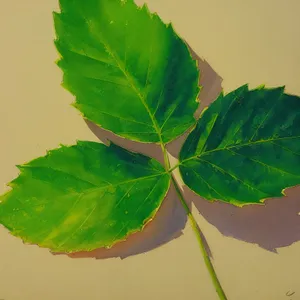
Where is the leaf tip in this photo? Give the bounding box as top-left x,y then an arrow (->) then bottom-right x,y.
281,187 -> 287,197
54,57 -> 62,67
71,102 -> 84,117
75,140 -> 85,147
241,83 -> 249,91
279,85 -> 286,93
256,83 -> 265,90
219,90 -> 225,98
53,39 -> 62,55
52,10 -> 60,18
70,101 -> 77,108
199,106 -> 209,118
58,143 -> 68,150
15,164 -> 24,170
6,181 -> 14,188
141,2 -> 151,14
166,21 -> 174,30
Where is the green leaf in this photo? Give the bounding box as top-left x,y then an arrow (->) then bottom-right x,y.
0,141 -> 170,252
179,85 -> 300,206
53,0 -> 200,144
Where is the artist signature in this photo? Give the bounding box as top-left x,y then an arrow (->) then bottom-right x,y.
286,291 -> 296,297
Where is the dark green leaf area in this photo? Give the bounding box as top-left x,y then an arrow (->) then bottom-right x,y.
180,85 -> 300,206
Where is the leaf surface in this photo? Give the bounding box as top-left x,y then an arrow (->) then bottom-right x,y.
54,0 -> 200,143
0,141 -> 170,252
179,85 -> 300,206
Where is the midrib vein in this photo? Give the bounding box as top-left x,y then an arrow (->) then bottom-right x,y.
42,173 -> 165,194
181,135 -> 300,165
4,173 -> 166,212
96,33 -> 163,144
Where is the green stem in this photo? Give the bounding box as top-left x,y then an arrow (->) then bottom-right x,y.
161,143 -> 171,171
171,176 -> 228,300
161,145 -> 228,300
168,163 -> 180,173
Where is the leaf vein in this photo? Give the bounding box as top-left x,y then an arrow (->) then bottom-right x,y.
249,100 -> 278,142
270,141 -> 300,157
56,42 -> 117,68
189,169 -> 225,200
227,149 -> 300,178
92,30 -> 162,142
183,135 -> 300,164
110,177 -> 162,244
198,158 -> 269,196
76,102 -> 155,127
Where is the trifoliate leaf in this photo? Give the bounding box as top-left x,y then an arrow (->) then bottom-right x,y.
0,141 -> 170,252
179,85 -> 300,206
53,0 -> 200,144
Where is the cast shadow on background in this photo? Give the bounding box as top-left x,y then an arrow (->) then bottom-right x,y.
53,45 -> 300,260
168,48 -> 300,253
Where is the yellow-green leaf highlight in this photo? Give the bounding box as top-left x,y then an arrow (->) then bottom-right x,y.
0,141 -> 170,252
179,85 -> 300,206
53,0 -> 200,143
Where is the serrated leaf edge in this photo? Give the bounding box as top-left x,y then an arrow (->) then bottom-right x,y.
0,140 -> 172,253
53,0 -> 201,145
178,84 -> 300,207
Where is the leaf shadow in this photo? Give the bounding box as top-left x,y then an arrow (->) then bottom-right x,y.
52,42 -> 300,259
53,121 -> 190,259
52,43 -> 221,260
166,45 -> 223,158
168,46 -> 300,252
186,185 -> 300,252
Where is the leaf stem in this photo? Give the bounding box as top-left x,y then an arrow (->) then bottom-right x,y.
168,163 -> 180,173
161,145 -> 228,300
160,143 -> 171,171
171,176 -> 228,300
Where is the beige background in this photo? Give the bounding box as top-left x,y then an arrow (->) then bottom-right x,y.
1,0 -> 300,299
